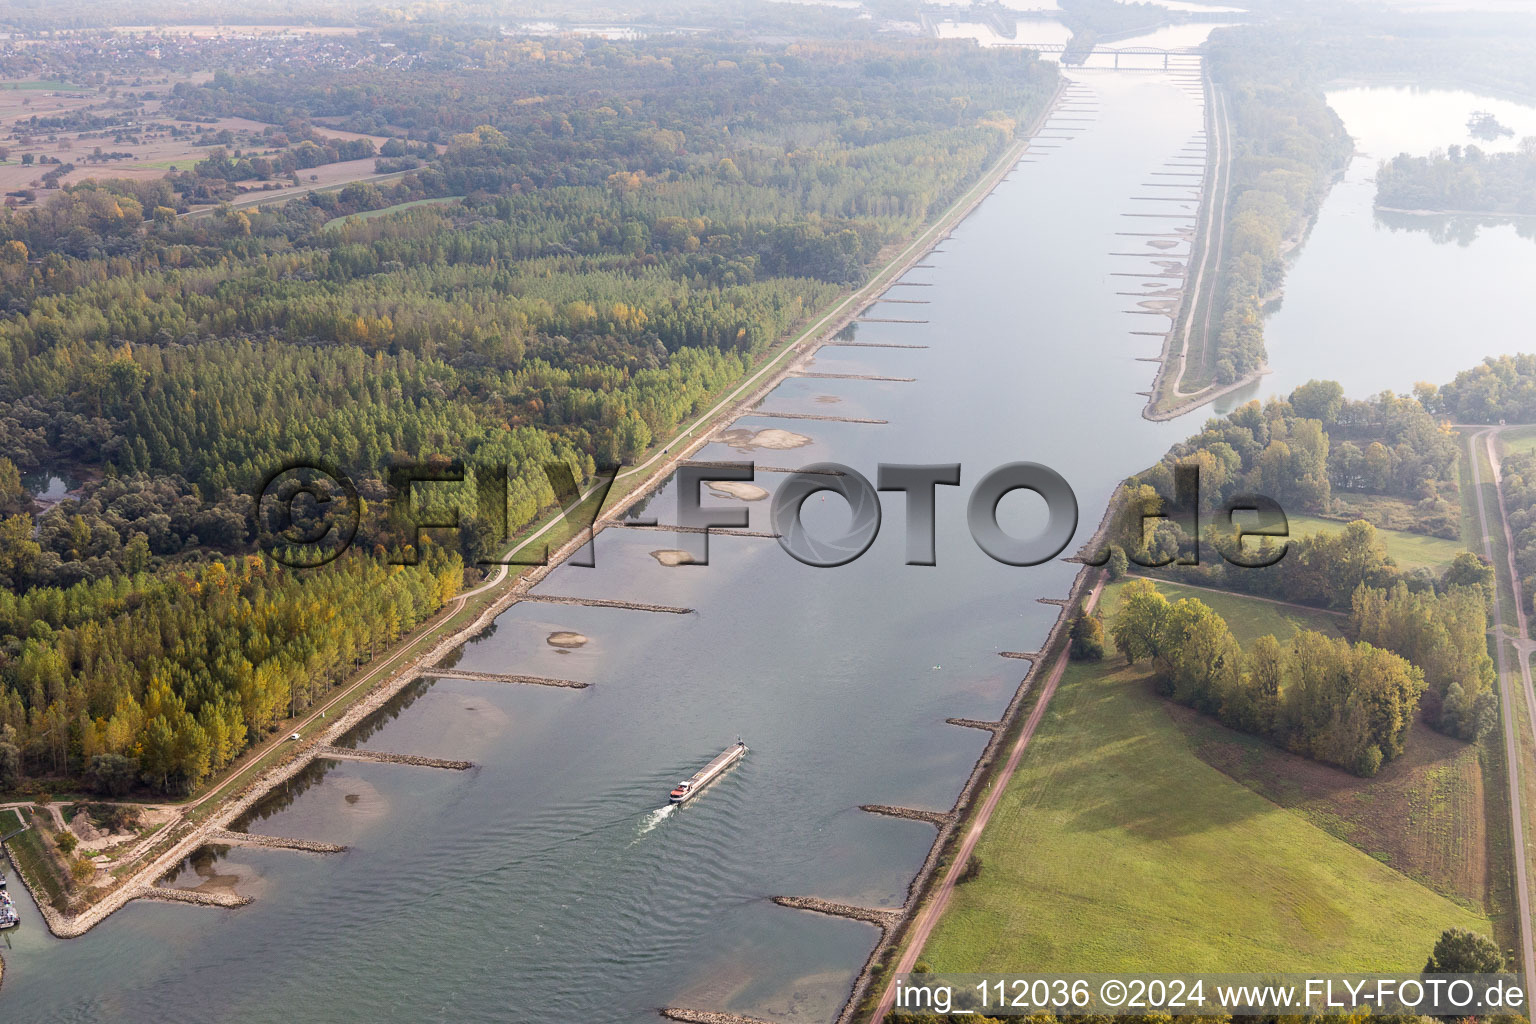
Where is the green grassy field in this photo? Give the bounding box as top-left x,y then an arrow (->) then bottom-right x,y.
922,655 -> 1493,972
1174,708 -> 1498,914
1,808 -> 68,910
324,195 -> 463,229
1499,425 -> 1536,457
1286,513 -> 1466,570
1107,578 -> 1343,643
2,80 -> 79,90
921,589 -> 1495,974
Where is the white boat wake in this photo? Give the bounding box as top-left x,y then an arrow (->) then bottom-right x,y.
635,804 -> 675,837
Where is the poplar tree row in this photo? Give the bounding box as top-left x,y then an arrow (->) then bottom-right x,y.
0,550 -> 462,794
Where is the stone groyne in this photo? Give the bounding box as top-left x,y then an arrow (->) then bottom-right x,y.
822,341 -> 929,350
421,669 -> 589,689
206,829 -> 346,854
135,886 -> 253,909
945,718 -> 1000,732
516,594 -> 694,615
315,746 -> 474,771
791,372 -> 916,383
612,522 -> 780,540
771,896 -> 901,931
749,411 -> 888,425
738,465 -> 844,476
859,805 -> 952,828
659,1010 -> 775,1024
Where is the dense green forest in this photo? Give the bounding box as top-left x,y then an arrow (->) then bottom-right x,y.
1434,357 -> 1536,422
0,36 -> 1058,795
0,550 -> 461,795
1377,142 -> 1536,216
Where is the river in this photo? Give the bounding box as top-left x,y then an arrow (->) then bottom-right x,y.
1,70 -> 1524,1024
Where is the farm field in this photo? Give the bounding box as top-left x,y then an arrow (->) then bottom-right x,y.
919,588 -> 1498,973
0,76 -> 396,199
0,80 -> 83,90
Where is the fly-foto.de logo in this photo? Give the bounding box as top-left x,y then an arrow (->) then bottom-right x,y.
254,459 -> 1291,570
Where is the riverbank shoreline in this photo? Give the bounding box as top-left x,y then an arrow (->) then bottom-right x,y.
1142,365 -> 1268,422
829,474 -> 1127,1023
1377,204 -> 1536,219
831,486 -> 1125,1024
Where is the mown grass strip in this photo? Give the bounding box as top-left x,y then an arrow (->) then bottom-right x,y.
3,809 -> 69,911
322,195 -> 464,229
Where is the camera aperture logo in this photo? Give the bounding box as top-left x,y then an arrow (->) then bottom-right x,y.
254,460 -> 362,568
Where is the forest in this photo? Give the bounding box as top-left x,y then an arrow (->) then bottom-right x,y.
0,36 -> 1058,795
1377,141 -> 1536,215
1421,361 -> 1536,634
1091,374 -> 1498,772
1422,356 -> 1536,427
0,549 -> 461,795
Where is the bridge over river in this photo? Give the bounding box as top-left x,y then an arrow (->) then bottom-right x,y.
1013,41 -> 1203,71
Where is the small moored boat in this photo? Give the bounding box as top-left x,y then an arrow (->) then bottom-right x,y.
669,741 -> 747,804
0,875 -> 18,929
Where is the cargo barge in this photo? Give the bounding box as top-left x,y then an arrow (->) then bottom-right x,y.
669,741 -> 747,804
